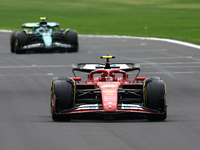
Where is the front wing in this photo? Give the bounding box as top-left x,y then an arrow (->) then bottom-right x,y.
20,42 -> 73,50
54,104 -> 165,116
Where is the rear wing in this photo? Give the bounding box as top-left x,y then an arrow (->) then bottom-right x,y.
21,22 -> 59,29
72,63 -> 140,73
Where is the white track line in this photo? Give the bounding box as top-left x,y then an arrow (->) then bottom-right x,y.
1,30 -> 200,50
0,61 -> 200,69
0,73 -> 55,77
78,34 -> 200,50
120,49 -> 168,52
141,71 -> 196,74
0,63 -> 200,69
0,65 -> 71,69
143,65 -> 200,68
0,30 -> 12,33
0,71 -> 198,77
141,56 -> 192,60
140,61 -> 200,65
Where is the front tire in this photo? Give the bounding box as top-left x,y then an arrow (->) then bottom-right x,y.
51,77 -> 71,114
145,77 -> 167,121
15,31 -> 27,54
52,80 -> 74,121
66,30 -> 78,52
10,31 -> 16,53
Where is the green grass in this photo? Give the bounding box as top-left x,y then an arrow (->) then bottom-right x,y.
1,0 -> 200,44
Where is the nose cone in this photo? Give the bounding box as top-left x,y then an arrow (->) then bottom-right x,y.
42,33 -> 52,47
98,82 -> 120,111
102,88 -> 118,111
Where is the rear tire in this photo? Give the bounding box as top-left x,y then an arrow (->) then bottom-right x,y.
145,78 -> 167,121
66,30 -> 78,52
52,80 -> 73,121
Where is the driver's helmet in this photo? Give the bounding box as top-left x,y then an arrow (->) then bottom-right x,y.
39,26 -> 46,32
101,72 -> 107,77
100,72 -> 107,81
110,73 -> 115,77
109,73 -> 116,81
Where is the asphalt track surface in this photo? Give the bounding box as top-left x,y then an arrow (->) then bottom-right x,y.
0,32 -> 200,150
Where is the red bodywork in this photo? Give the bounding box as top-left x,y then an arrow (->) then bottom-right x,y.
61,69 -> 157,115
52,56 -> 167,121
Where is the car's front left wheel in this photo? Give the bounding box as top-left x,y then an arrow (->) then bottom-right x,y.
10,31 -> 16,53
15,31 -> 27,54
52,80 -> 74,121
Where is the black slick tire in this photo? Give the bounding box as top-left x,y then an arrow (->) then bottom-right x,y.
52,80 -> 73,121
15,31 -> 27,54
145,78 -> 167,121
66,30 -> 78,52
51,77 -> 71,114
10,31 -> 16,53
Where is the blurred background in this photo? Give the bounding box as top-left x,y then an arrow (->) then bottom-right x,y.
1,0 -> 200,44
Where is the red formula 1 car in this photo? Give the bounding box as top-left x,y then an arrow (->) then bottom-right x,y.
51,56 -> 167,121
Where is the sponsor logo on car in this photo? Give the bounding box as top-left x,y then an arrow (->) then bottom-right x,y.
104,90 -> 115,93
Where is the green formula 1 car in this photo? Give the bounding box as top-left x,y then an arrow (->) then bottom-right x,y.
10,17 -> 78,54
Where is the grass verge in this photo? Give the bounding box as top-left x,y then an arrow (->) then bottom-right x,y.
0,0 -> 200,44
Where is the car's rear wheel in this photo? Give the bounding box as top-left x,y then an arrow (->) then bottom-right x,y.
15,31 -> 27,54
144,77 -> 167,121
10,31 -> 16,53
52,80 -> 74,121
66,30 -> 78,52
